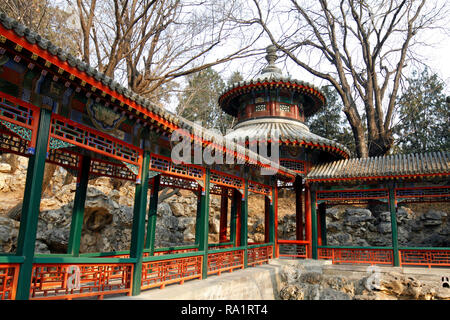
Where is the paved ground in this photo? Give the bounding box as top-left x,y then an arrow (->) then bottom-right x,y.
107,259 -> 328,300
106,259 -> 449,300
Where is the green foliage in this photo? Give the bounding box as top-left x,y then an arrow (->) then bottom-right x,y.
176,68 -> 238,134
394,69 -> 449,154
306,86 -> 356,155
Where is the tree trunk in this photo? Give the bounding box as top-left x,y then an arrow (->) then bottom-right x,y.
1,154 -> 19,173
62,171 -> 74,186
158,188 -> 181,203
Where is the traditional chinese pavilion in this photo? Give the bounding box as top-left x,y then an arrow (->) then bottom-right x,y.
219,45 -> 350,257
0,13 -> 448,301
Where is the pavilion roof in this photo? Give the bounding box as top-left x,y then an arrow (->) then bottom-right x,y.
218,45 -> 326,118
306,151 -> 450,183
225,117 -> 350,159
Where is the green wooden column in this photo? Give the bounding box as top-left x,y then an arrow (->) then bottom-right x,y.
145,174 -> 160,255
129,151 -> 151,296
241,179 -> 249,267
15,107 -> 52,300
295,177 -> 304,240
319,202 -> 327,246
388,184 -> 400,266
194,186 -> 202,246
198,168 -> 211,279
67,155 -> 91,256
310,188 -> 318,260
269,187 -> 276,256
219,188 -> 228,242
229,189 -> 238,246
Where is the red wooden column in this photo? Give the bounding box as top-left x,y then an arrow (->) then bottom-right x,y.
264,196 -> 270,243
274,187 -> 279,258
304,184 -> 312,258
235,191 -> 242,247
295,178 -> 304,240
317,206 -> 322,246
219,188 -> 229,243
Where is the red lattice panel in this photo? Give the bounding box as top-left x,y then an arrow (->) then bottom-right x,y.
153,248 -> 199,256
158,174 -> 199,192
210,170 -> 244,190
317,189 -> 389,203
90,158 -> 137,181
400,249 -> 450,268
149,153 -> 205,183
209,244 -> 233,250
47,148 -> 80,171
141,256 -> 202,290
248,180 -> 271,196
280,159 -> 308,173
47,148 -> 137,181
396,187 -> 450,203
247,245 -> 273,266
30,263 -> 133,300
0,264 -> 19,300
318,248 -> 333,260
277,180 -> 294,189
207,250 -> 244,275
0,92 -> 40,150
278,241 -> 308,259
319,248 -> 393,265
49,114 -> 142,173
210,185 -> 234,197
0,128 -> 30,156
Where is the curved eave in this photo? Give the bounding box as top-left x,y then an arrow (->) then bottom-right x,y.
218,80 -> 326,117
306,151 -> 450,184
306,172 -> 450,184
225,119 -> 351,160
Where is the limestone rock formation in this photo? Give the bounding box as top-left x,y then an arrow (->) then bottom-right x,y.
277,204 -> 449,248
0,156 -> 448,257
278,264 -> 450,300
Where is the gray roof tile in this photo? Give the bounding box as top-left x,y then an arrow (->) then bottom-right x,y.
307,151 -> 450,181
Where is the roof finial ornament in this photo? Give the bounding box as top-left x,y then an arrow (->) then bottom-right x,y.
261,45 -> 282,76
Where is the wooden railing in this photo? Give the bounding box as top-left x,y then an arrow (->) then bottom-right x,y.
207,247 -> 245,276
318,246 -> 394,265
29,259 -> 134,300
278,240 -> 309,259
0,263 -> 20,300
399,247 -> 450,268
141,252 -> 203,290
247,244 -> 273,266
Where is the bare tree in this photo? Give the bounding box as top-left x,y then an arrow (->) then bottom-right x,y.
71,0 -> 262,106
1,0 -> 81,55
239,0 -> 447,157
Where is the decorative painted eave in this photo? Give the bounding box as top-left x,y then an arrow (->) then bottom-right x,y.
0,12 -> 297,181
306,151 -> 450,183
225,118 -> 351,160
218,77 -> 326,117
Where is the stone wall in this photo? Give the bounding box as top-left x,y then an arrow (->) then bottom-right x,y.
278,260 -> 450,300
278,204 -> 449,248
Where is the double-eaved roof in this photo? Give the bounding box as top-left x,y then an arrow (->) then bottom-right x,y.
307,151 -> 450,183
